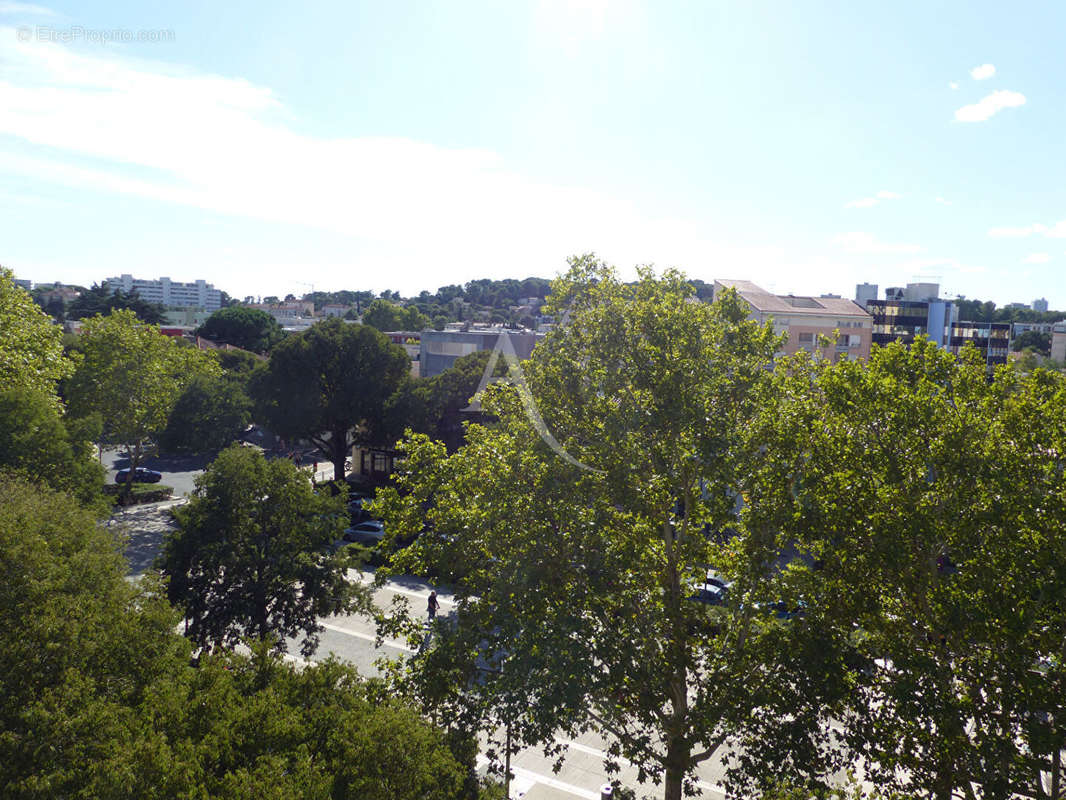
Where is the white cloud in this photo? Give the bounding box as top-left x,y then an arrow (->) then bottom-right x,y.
954,90 -> 1026,122
831,232 -> 924,255
970,63 -> 996,80
0,29 -> 842,294
949,81 -> 959,90
988,223 -> 1047,237
898,256 -> 987,276
1046,221 -> 1066,238
844,190 -> 901,209
0,2 -> 55,14
1023,253 -> 1050,264
935,197 -> 951,205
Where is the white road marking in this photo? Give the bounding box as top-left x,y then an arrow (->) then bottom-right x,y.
352,571 -> 456,605
476,755 -> 600,800
553,738 -> 727,798
319,620 -> 417,653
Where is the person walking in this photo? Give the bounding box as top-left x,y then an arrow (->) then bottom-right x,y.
427,590 -> 439,621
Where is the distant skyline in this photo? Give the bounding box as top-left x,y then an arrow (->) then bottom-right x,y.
1,1 -> 1064,306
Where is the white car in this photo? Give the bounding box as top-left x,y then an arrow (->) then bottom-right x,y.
342,520 -> 385,545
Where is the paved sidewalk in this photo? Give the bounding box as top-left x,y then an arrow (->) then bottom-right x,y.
108,499 -> 185,575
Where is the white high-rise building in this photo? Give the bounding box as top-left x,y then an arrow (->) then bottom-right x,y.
855,283 -> 878,308
105,274 -> 222,311
1033,297 -> 1049,313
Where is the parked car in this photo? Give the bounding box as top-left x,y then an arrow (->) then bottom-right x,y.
342,520 -> 385,545
115,467 -> 162,484
691,581 -> 728,606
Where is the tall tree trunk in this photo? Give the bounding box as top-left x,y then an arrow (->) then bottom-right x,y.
663,732 -> 690,800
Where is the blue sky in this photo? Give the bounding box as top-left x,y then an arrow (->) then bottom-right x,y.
0,1 -> 1063,306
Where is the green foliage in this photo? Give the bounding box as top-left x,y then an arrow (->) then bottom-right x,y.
0,474 -> 190,799
250,317 -> 410,481
216,347 -> 264,377
421,349 -> 505,450
956,297 -> 1063,324
160,445 -> 367,656
0,387 -> 106,512
66,309 -> 220,494
66,283 -> 167,323
361,298 -> 407,331
377,257 -> 833,800
0,267 -> 73,403
747,340 -> 1066,798
159,373 -> 251,454
101,483 -> 174,504
197,306 -> 285,353
0,474 -> 472,798
1012,328 -> 1051,354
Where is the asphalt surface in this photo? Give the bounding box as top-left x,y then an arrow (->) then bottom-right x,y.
103,447 -> 209,498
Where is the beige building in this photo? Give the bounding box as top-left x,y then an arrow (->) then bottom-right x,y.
713,279 -> 872,361
1051,320 -> 1066,363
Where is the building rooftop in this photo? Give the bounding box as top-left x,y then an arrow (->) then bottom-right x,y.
715,279 -> 869,317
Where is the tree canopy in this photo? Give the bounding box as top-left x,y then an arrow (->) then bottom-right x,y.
158,372 -> 252,454
197,306 -> 285,353
0,473 -> 476,799
0,387 -> 106,511
66,282 -> 167,323
0,267 -> 73,403
160,444 -> 366,656
746,340 -> 1066,799
65,310 -> 219,493
377,257 -> 841,800
1012,328 -> 1052,355
361,299 -> 429,332
250,317 -> 410,481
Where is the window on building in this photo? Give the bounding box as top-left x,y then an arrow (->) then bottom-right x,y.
797,332 -> 814,343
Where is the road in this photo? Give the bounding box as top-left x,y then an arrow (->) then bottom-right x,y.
103,447 -> 209,498
299,572 -> 735,800
110,505 -> 770,799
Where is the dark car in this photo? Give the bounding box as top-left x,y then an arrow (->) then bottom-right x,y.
115,467 -> 162,484
691,582 -> 728,606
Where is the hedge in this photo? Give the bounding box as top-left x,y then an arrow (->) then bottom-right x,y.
104,483 -> 174,506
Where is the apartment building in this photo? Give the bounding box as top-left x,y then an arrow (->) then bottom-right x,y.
1051,321 -> 1066,362
948,321 -> 1011,366
713,279 -> 872,361
106,274 -> 222,311
419,327 -> 540,377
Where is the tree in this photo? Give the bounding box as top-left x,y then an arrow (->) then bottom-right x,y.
1013,329 -> 1052,355
160,445 -> 366,656
67,283 -> 167,323
250,318 -> 410,481
403,305 -> 431,331
420,350 -> 505,451
66,310 -> 220,496
197,306 -> 285,353
361,298 -> 407,331
30,287 -> 66,321
746,340 -> 1066,798
0,474 -> 474,800
158,373 -> 251,454
0,474 -> 191,798
377,258 -> 844,800
215,347 -> 263,378
0,266 -> 73,403
0,387 -> 106,511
